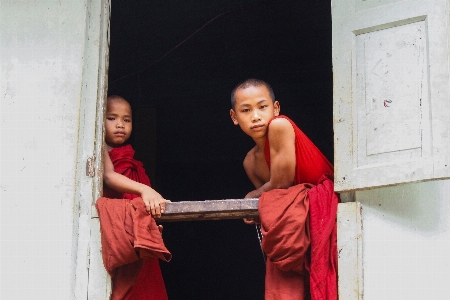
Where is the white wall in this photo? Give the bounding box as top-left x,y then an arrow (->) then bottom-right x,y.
1,1 -> 91,298
356,179 -> 450,299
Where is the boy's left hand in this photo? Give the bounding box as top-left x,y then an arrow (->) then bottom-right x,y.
141,186 -> 171,218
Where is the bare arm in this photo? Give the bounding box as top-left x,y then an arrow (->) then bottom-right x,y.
245,118 -> 296,198
103,147 -> 168,218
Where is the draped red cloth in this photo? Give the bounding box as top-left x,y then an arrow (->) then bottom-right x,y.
307,176 -> 338,300
103,144 -> 151,200
259,184 -> 312,300
264,116 -> 334,186
100,144 -> 169,300
261,115 -> 338,300
96,197 -> 171,274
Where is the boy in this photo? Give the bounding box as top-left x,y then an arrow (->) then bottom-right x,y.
229,79 -> 333,200
100,95 -> 170,300
230,79 -> 338,300
103,95 -> 168,218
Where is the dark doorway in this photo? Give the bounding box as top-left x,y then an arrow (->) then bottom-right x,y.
108,1 -> 332,299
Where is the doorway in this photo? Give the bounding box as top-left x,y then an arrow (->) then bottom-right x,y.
107,1 -> 332,298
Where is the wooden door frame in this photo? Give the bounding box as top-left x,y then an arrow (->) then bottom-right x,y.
82,1 -> 364,299
73,0 -> 110,298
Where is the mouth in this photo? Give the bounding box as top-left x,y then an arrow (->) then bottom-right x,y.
114,132 -> 126,136
251,124 -> 264,131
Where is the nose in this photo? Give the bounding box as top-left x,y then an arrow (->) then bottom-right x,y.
116,120 -> 124,128
251,110 -> 261,122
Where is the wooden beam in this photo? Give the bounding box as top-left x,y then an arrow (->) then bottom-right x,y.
159,198 -> 259,222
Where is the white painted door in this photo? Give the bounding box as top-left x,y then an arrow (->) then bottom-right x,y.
332,0 -> 450,191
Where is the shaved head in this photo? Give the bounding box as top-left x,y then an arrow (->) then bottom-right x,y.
231,79 -> 275,109
107,95 -> 131,112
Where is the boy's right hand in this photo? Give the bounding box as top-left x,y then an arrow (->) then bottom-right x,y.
243,191 -> 261,224
141,186 -> 171,218
243,217 -> 261,225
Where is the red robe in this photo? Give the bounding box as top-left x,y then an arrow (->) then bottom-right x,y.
101,144 -> 169,300
260,115 -> 338,300
264,115 -> 333,186
260,183 -> 313,300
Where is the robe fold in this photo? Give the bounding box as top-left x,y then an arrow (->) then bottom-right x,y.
260,115 -> 338,300
307,175 -> 338,300
98,144 -> 170,300
259,184 -> 312,300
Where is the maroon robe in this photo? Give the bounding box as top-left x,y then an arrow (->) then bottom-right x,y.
260,115 -> 338,300
264,115 -> 333,186
101,144 -> 169,300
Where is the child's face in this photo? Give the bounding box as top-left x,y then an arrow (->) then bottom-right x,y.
105,98 -> 132,148
230,85 -> 280,140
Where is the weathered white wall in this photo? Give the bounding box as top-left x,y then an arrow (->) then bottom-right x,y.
355,179 -> 450,299
1,0 -> 91,298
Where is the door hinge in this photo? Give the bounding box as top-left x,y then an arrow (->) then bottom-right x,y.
86,156 -> 95,177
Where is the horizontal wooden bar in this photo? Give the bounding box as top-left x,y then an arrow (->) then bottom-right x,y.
159,198 -> 259,222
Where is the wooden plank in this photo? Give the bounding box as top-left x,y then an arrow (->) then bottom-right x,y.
159,198 -> 259,222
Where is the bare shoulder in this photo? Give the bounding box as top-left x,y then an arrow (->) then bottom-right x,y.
268,117 -> 294,134
268,117 -> 295,145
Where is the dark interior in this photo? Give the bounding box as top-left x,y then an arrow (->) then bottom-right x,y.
107,1 -> 332,298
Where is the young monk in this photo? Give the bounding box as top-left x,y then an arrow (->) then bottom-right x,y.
230,79 -> 338,300
103,95 -> 168,218
98,95 -> 171,300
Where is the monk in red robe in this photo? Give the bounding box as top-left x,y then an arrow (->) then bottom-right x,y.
230,79 -> 338,300
99,95 -> 170,300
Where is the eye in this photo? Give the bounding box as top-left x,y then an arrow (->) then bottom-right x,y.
124,118 -> 131,123
260,105 -> 268,109
241,108 -> 250,113
106,117 -> 115,121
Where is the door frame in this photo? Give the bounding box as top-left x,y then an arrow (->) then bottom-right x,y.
73,0 -> 111,298
83,1 -> 367,298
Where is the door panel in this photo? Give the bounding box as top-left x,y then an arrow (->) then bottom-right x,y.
332,0 -> 450,191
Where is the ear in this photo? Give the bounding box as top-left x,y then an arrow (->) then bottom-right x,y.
273,101 -> 280,116
230,109 -> 239,125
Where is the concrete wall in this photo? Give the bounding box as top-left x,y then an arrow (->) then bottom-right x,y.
1,1 -> 93,298
356,179 -> 450,299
